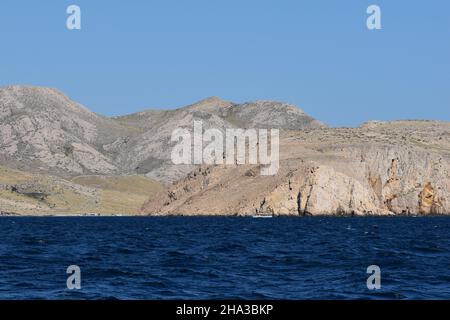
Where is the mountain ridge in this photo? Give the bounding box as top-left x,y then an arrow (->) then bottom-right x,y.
0,85 -> 325,182
1,85 -> 449,216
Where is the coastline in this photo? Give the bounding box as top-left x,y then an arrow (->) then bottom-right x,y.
2,212 -> 449,217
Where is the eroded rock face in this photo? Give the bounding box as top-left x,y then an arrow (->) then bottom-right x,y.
296,165 -> 383,216
419,182 -> 446,215
419,182 -> 435,214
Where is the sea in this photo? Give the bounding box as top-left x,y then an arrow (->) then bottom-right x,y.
0,216 -> 449,300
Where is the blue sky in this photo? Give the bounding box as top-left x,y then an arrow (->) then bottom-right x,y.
0,0 -> 449,126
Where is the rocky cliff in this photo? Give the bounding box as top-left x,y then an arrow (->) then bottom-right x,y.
141,121 -> 450,216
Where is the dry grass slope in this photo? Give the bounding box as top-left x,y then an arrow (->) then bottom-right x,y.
72,175 -> 164,214
0,166 -> 163,215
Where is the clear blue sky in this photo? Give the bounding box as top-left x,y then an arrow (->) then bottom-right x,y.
1,0 -> 449,127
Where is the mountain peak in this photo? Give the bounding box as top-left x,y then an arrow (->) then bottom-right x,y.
1,85 -> 67,99
185,96 -> 233,112
0,85 -> 92,115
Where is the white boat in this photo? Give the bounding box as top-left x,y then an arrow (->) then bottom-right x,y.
252,215 -> 273,218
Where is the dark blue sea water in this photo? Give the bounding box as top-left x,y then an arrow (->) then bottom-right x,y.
0,217 -> 449,300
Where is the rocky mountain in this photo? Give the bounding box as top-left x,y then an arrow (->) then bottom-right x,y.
0,85 -> 328,215
141,121 -> 450,216
0,86 -> 129,177
0,86 -> 325,184
112,96 -> 326,182
1,85 -> 449,216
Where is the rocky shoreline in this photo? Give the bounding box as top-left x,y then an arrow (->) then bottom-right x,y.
1,212 -> 448,217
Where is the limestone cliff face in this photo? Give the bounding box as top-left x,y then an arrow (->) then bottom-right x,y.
141,121 -> 450,216
295,165 -> 383,216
